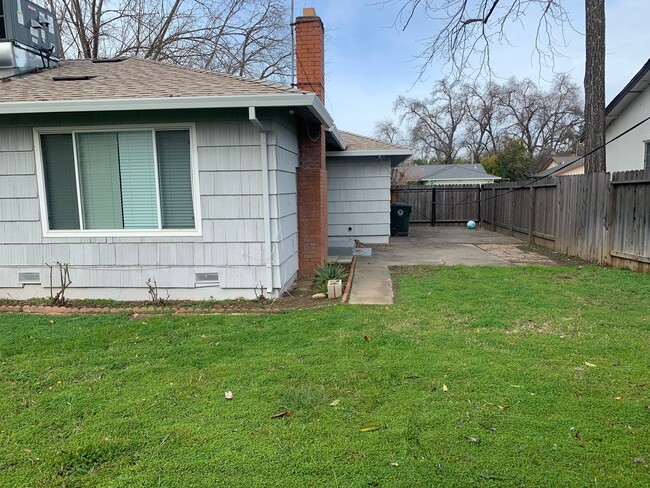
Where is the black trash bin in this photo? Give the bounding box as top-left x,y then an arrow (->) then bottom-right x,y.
390,203 -> 412,236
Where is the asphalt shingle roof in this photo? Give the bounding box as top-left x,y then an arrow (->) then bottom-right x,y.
339,131 -> 412,152
0,58 -> 307,103
403,164 -> 497,182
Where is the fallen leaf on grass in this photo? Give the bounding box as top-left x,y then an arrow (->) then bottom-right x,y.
480,424 -> 497,432
615,396 -> 623,401
329,399 -> 340,406
575,432 -> 583,441
584,362 -> 597,368
483,401 -> 510,410
224,391 -> 233,400
633,457 -> 645,463
364,335 -> 370,342
390,462 -> 399,467
468,437 -> 481,445
270,411 -> 292,418
442,384 -> 448,392
359,423 -> 382,432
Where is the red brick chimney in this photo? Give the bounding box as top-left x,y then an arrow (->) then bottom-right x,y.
295,8 -> 327,277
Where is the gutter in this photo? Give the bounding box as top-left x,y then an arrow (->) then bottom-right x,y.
249,107 -> 274,295
0,92 -> 334,128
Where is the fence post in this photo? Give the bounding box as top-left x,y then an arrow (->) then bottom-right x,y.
508,185 -> 515,236
491,187 -> 497,232
431,187 -> 436,226
602,173 -> 616,265
477,186 -> 481,223
528,185 -> 536,244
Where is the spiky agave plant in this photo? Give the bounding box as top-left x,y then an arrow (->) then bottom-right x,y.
313,263 -> 348,294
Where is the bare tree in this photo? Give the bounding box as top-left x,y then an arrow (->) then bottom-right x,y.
380,0 -> 606,173
374,118 -> 408,145
383,75 -> 582,169
498,75 -> 583,171
47,0 -> 292,81
460,81 -> 504,162
395,80 -> 467,163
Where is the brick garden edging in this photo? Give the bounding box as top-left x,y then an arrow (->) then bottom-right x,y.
0,305 -> 281,315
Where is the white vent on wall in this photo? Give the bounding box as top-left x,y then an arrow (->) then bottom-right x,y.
18,272 -> 41,284
195,273 -> 219,284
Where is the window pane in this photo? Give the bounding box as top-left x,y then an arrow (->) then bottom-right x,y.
156,130 -> 195,228
41,134 -> 80,230
117,131 -> 158,229
76,132 -> 123,229
646,142 -> 650,170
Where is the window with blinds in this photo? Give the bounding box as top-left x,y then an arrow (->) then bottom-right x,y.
40,128 -> 195,232
645,142 -> 650,170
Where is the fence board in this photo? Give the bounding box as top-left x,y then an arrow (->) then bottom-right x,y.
480,170 -> 649,272
394,171 -> 649,272
393,184 -> 480,224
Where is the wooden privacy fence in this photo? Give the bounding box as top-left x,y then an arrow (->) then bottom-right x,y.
392,184 -> 481,225
480,169 -> 650,272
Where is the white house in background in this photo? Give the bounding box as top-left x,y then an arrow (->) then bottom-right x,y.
533,156 -> 585,178
606,58 -> 650,172
400,164 -> 500,185
0,6 -> 411,301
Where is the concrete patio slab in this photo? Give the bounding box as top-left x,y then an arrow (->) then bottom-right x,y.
348,226 -> 555,305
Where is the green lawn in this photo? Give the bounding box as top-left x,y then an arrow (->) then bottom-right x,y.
1,266 -> 649,487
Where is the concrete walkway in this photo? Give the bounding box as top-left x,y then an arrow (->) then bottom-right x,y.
348,226 -> 555,305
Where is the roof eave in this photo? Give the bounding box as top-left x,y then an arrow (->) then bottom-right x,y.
327,125 -> 347,150
326,149 -> 413,167
0,92 -> 335,128
605,58 -> 650,128
326,149 -> 413,158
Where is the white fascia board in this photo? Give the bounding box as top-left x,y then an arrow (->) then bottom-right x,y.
0,92 -> 335,128
327,125 -> 347,150
326,149 -> 413,157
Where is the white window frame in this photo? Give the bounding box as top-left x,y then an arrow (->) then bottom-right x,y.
34,123 -> 202,238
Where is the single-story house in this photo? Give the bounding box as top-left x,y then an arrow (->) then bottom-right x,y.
605,58 -> 650,172
0,7 -> 411,300
399,163 -> 500,185
533,155 -> 585,178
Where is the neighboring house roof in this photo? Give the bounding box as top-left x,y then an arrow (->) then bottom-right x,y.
606,58 -> 650,129
327,131 -> 413,166
0,57 -> 332,126
533,156 -> 584,178
402,164 -> 499,182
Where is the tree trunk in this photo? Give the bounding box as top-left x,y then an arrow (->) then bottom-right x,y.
584,0 -> 606,173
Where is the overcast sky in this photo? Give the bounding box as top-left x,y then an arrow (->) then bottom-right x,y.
296,0 -> 650,137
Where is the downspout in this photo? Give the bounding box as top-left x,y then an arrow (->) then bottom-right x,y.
248,107 -> 274,294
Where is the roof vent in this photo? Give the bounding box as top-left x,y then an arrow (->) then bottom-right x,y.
91,57 -> 126,63
52,75 -> 96,81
